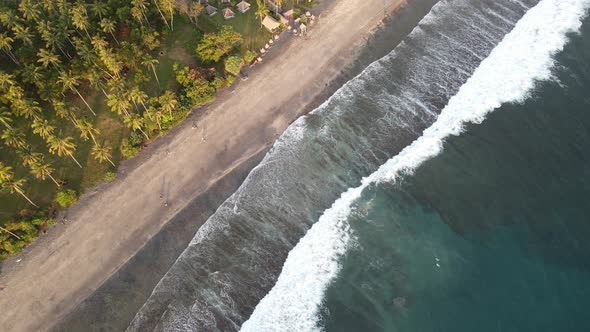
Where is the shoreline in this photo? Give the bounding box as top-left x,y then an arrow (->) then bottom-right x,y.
0,0 -> 420,331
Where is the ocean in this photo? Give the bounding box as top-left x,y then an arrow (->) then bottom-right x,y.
127,0 -> 590,331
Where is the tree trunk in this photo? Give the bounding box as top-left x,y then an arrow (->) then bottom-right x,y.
139,127 -> 149,140
17,189 -> 39,208
4,49 -> 20,66
69,153 -> 83,168
0,225 -> 21,240
89,132 -> 97,146
151,64 -> 160,87
141,101 -> 148,113
154,1 -> 171,30
110,32 -> 120,45
107,157 -> 115,167
171,10 -> 174,31
73,87 -> 96,116
48,173 -> 61,187
150,65 -> 160,87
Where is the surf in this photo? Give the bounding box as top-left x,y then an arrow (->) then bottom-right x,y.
240,0 -> 590,331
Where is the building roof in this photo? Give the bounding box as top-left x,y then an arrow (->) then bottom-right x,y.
237,1 -> 251,13
205,5 -> 217,16
222,7 -> 235,19
262,15 -> 280,32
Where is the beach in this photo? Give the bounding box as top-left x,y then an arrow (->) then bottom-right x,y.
0,0 -> 410,331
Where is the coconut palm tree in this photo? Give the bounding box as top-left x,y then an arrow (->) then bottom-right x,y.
18,0 -> 41,22
0,71 -> 15,91
255,0 -> 270,27
30,160 -> 60,187
0,162 -> 13,182
132,0 -> 151,27
1,177 -> 38,208
90,0 -> 109,20
129,86 -> 149,112
147,107 -> 164,131
0,32 -> 20,66
47,135 -> 82,168
123,114 -> 149,140
18,147 -> 43,168
71,3 -> 91,40
76,119 -> 99,145
37,48 -> 62,70
107,93 -> 131,116
142,56 -> 160,87
57,70 -> 96,116
160,0 -> 176,30
0,109 -> 13,129
159,90 -> 178,117
12,24 -> 33,48
1,128 -> 26,149
31,118 -> 55,140
91,143 -> 115,167
100,18 -> 119,45
153,0 -> 171,30
16,99 -> 41,120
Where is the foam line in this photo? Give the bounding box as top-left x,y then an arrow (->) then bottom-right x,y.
240,1 -> 590,331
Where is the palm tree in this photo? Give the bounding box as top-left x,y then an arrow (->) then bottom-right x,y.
0,162 -> 13,182
30,160 -> 60,187
0,71 -> 15,91
57,71 -> 96,116
0,109 -> 13,129
124,114 -> 149,140
12,24 -> 33,47
31,118 -> 55,140
255,0 -> 270,27
147,107 -> 164,131
76,119 -> 99,145
1,128 -> 26,149
90,0 -> 109,20
1,177 -> 38,208
18,0 -> 41,22
0,32 -> 20,66
129,86 -> 149,112
18,147 -> 43,168
161,0 -> 176,30
16,99 -> 41,120
91,143 -> 115,167
159,90 -> 178,117
107,93 -> 131,116
47,135 -> 82,168
100,18 -> 119,45
71,3 -> 91,40
274,0 -> 283,15
132,0 -> 151,27
37,48 -> 61,70
153,0 -> 171,30
142,56 -> 160,87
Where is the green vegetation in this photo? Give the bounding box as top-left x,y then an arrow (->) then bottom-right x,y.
54,189 -> 77,209
0,0 -> 280,259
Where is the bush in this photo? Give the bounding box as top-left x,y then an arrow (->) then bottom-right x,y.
224,55 -> 243,76
54,189 -> 77,209
0,211 -> 55,260
104,172 -> 117,182
129,131 -> 144,146
225,75 -> 235,87
243,50 -> 256,63
120,138 -> 140,159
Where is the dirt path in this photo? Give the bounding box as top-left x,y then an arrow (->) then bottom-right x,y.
0,0 -> 405,331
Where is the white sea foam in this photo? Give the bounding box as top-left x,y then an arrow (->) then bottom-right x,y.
240,1 -> 590,331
